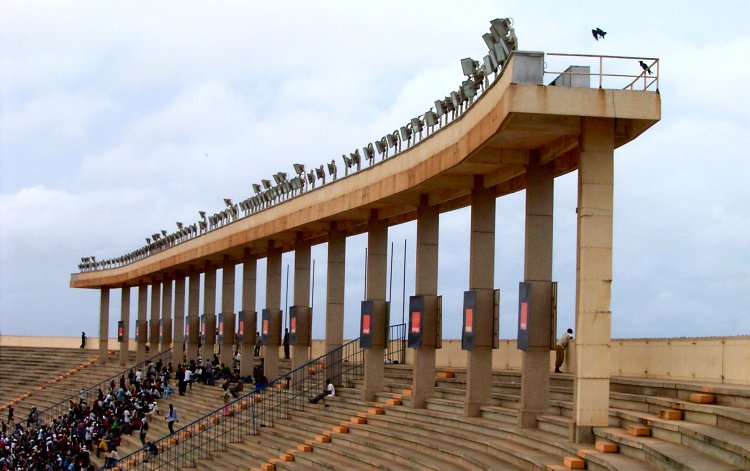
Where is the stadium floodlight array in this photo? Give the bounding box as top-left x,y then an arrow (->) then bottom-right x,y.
79,18 -> 517,272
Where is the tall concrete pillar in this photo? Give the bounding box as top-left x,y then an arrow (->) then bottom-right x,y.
220,256 -> 236,366
149,281 -> 161,354
519,156 -> 554,428
325,223 -> 346,384
173,274 -> 186,366
187,269 -> 200,363
240,251 -> 257,378
161,277 -> 173,354
573,118 -> 615,443
203,266 -> 217,362
98,288 -> 110,363
136,283 -> 148,363
292,234 -> 312,373
412,197 -> 439,409
363,215 -> 388,401
119,286 -> 130,365
465,176 -> 496,417
264,245 -> 283,380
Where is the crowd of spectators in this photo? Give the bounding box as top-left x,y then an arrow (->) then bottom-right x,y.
0,352 -> 259,470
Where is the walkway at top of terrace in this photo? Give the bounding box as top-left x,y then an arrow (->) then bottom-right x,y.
70,51 -> 660,290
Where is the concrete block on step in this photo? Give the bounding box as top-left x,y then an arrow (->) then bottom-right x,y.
563,456 -> 585,469
385,398 -> 402,406
279,453 -> 294,462
659,409 -> 683,420
297,444 -> 313,452
333,425 -> 349,433
368,407 -> 384,415
689,393 -> 715,404
627,425 -> 651,437
351,416 -> 367,424
595,442 -> 618,453
315,435 -> 331,443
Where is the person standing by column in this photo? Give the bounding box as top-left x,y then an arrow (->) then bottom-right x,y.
165,404 -> 178,434
81,331 -> 86,349
555,328 -> 574,373
282,328 -> 290,360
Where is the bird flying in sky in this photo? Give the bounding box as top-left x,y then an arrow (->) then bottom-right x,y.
592,28 -> 606,41
639,60 -> 653,75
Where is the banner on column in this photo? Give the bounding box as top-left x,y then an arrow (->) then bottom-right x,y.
217,313 -> 224,344
261,309 -> 270,345
360,301 -> 373,348
200,315 -> 206,345
517,282 -> 531,351
408,296 -> 424,348
184,316 -> 189,343
237,311 -> 245,342
117,321 -> 124,342
461,291 -> 476,351
289,306 -> 311,346
159,320 -> 164,344
134,321 -> 139,342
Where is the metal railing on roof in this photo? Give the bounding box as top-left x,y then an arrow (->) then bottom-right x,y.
544,53 -> 659,91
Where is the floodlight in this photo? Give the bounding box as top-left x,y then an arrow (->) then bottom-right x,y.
277,172 -> 287,182
161,230 -> 168,237
239,201 -> 247,211
315,165 -> 325,183
375,137 -> 387,155
253,184 -> 262,194
489,18 -> 512,41
262,179 -> 272,190
450,91 -> 461,110
199,210 -> 206,219
362,143 -> 375,162
307,170 -> 315,185
411,117 -> 424,133
293,163 -> 305,175
351,149 -> 362,168
400,125 -> 412,142
327,160 -> 337,179
462,79 -> 478,98
145,238 -> 151,245
272,173 -> 282,185
483,55 -> 496,74
223,198 -> 232,207
434,100 -> 445,118
461,58 -> 478,76
482,32 -> 495,51
425,110 -> 438,127
290,177 -> 302,190
493,42 -> 509,65
386,132 -> 399,148
176,222 -> 183,230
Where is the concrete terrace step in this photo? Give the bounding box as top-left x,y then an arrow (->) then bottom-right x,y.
594,426 -> 741,471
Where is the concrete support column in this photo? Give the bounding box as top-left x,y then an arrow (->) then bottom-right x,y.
149,281 -> 161,354
220,257 -> 236,366
203,267 -> 217,361
412,197 -> 439,409
98,288 -> 110,363
240,251 -> 257,378
265,246 -> 283,380
325,223 -> 346,384
119,287 -> 130,365
465,176 -> 495,417
573,118 -> 615,443
173,275 -> 186,366
364,215 -> 388,401
292,234 -> 311,375
136,284 -> 148,363
161,277 -> 173,354
187,269 -> 200,363
519,156 -> 554,428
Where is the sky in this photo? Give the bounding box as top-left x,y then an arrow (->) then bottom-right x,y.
1,1 -> 749,342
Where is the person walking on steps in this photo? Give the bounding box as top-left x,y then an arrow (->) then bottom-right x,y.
555,328 -> 574,373
165,404 -> 178,434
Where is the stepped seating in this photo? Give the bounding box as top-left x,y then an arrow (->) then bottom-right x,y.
0,347 -> 131,420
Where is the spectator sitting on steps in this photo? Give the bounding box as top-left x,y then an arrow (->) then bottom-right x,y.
309,379 -> 335,404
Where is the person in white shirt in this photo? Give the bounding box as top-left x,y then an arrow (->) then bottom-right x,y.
555,328 -> 574,373
309,379 -> 335,404
184,368 -> 193,391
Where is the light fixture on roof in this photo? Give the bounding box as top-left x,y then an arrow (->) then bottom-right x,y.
176,222 -> 183,230
350,149 -> 362,170
424,110 -> 438,128
386,131 -> 399,151
461,58 -> 479,76
462,79 -> 479,99
161,230 -> 168,237
411,117 -> 424,134
375,137 -> 387,158
362,143 -> 375,165
224,198 -> 233,207
315,165 -> 325,184
252,184 -> 262,194
262,179 -> 272,190
399,124 -> 412,143
327,160 -> 337,180
199,211 -> 206,219
293,164 -> 305,176
306,170 -> 316,189
483,18 -> 517,68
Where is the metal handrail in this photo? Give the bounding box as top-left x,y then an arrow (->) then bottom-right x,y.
545,53 -> 659,92
40,348 -> 173,423
110,324 -> 406,470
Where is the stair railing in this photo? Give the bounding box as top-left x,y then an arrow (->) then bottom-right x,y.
110,324 -> 406,470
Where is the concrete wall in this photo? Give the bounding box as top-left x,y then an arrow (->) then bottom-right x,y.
3,335 -> 747,385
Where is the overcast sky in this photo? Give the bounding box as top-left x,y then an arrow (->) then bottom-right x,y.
1,1 -> 748,342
